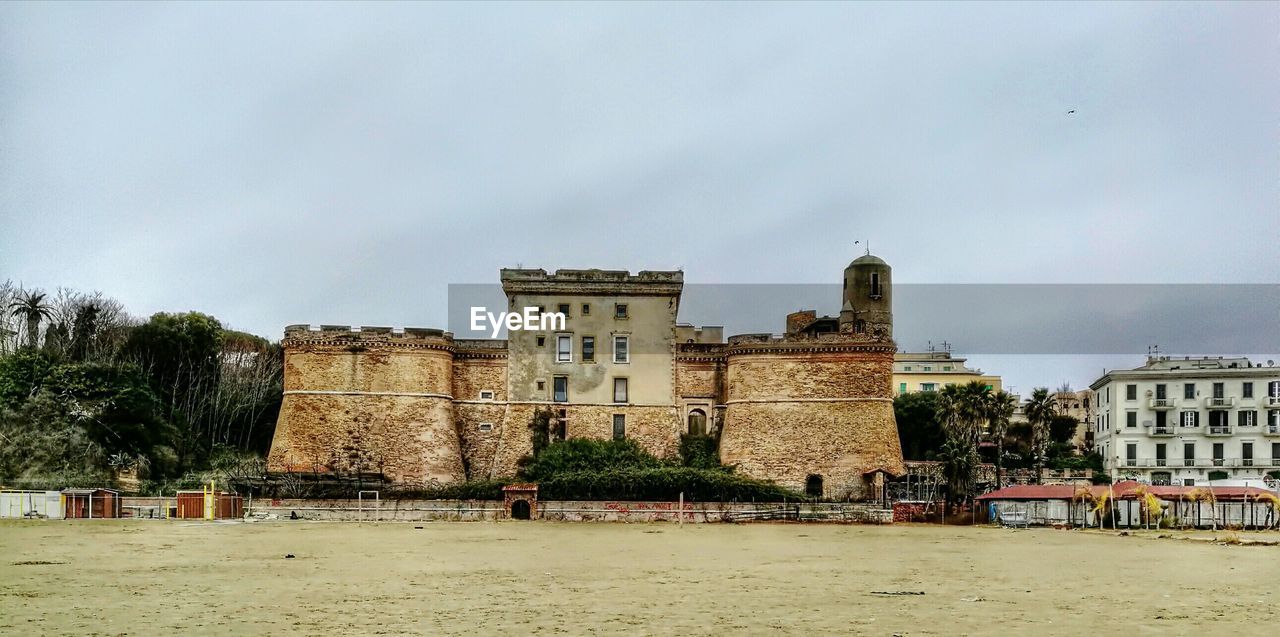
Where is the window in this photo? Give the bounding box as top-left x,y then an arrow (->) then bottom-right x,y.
613,378 -> 628,403
612,414 -> 625,440
869,272 -> 882,298
614,304 -> 628,319
943,365 -> 953,371
479,390 -> 495,401
553,376 -> 568,402
1209,411 -> 1229,428
1155,384 -> 1166,400
1273,442 -> 1280,463
1243,382 -> 1253,398
1239,410 -> 1257,427
581,303 -> 591,315
581,336 -> 595,362
556,334 -> 572,363
1125,443 -> 1137,466
903,366 -> 913,372
921,383 -> 937,392
556,303 -> 570,317
478,422 -> 493,432
855,319 -> 866,334
898,383 -> 907,393
536,335 -> 546,347
555,409 -> 567,440
536,379 -> 546,392
1213,382 -> 1224,399
1183,478 -> 1195,487
1126,384 -> 1137,401
1213,443 -> 1224,465
1155,443 -> 1166,466
923,366 -> 932,372
1270,381 -> 1280,398
1126,412 -> 1137,428
1273,410 -> 1280,428
688,409 -> 707,436
1243,442 -> 1254,466
1180,411 -> 1199,427
1184,383 -> 1196,400
1155,411 -> 1167,429
1184,442 -> 1195,466
613,335 -> 629,363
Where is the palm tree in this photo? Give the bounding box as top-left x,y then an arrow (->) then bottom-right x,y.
8,289 -> 52,349
1024,387 -> 1057,484
988,390 -> 1017,490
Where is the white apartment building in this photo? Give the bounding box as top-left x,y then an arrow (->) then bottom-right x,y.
1091,356 -> 1280,486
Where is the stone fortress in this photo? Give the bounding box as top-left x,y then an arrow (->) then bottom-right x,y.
267,254 -> 905,499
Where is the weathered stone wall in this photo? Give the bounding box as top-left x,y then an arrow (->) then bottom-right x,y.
267,327 -> 465,486
720,341 -> 904,499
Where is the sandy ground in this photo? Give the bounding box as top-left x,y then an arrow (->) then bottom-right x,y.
1,521 -> 1277,636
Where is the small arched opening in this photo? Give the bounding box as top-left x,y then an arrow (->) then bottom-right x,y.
687,409 -> 707,436
805,474 -> 824,498
511,499 -> 531,520
854,320 -> 866,334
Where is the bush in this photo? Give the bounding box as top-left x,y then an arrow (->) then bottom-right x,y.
679,434 -> 721,469
520,438 -> 661,481
536,466 -> 801,502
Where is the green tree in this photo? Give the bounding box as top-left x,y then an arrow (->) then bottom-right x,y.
893,391 -> 944,460
987,390 -> 1017,490
8,289 -> 52,349
1024,387 -> 1058,483
122,312 -> 224,469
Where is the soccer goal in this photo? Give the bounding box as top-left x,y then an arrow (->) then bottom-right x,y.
357,490 -> 380,522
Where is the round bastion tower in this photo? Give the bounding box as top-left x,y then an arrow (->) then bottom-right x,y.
718,254 -> 905,500
842,254 -> 892,339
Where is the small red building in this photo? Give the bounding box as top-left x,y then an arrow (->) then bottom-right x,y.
174,491 -> 244,519
62,488 -> 121,519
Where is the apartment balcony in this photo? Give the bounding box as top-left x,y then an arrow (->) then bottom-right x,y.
1148,425 -> 1175,436
1267,396 -> 1280,409
1206,397 -> 1235,409
1206,425 -> 1233,436
1148,398 -> 1176,411
1266,425 -> 1280,437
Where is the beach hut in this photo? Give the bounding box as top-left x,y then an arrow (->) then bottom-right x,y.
62,488 -> 121,519
0,490 -> 64,519
174,490 -> 243,519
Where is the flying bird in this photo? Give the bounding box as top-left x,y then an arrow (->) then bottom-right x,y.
1067,109 -> 1076,115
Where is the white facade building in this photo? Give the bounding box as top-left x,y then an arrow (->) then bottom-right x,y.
1091,356 -> 1280,486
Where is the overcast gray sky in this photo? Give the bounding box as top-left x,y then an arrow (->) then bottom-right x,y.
1,2 -> 1277,390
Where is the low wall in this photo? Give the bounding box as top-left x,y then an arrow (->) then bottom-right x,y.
226,499 -> 892,524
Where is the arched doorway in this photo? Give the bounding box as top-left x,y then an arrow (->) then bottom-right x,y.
805,474 -> 823,498
687,409 -> 707,436
511,499 -> 531,520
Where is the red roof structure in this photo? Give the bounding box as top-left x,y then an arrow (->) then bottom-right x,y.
976,481 -> 1275,503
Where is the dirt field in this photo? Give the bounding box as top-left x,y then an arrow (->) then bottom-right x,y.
1,521 -> 1277,636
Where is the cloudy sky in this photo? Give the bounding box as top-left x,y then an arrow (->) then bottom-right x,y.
1,2 -> 1277,390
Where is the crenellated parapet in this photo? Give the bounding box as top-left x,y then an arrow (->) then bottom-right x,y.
282,324 -> 455,352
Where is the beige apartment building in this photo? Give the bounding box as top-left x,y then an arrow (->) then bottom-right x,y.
893,351 -> 1002,395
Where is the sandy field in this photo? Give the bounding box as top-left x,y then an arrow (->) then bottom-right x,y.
1,520 -> 1277,636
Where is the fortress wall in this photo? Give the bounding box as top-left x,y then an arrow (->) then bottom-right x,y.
719,344 -> 904,498
674,357 -> 724,401
267,326 -> 465,486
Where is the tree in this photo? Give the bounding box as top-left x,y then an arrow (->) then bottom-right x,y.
1024,387 -> 1058,483
935,381 -> 992,504
893,391 -> 945,460
987,390 -> 1017,490
8,289 -> 52,350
